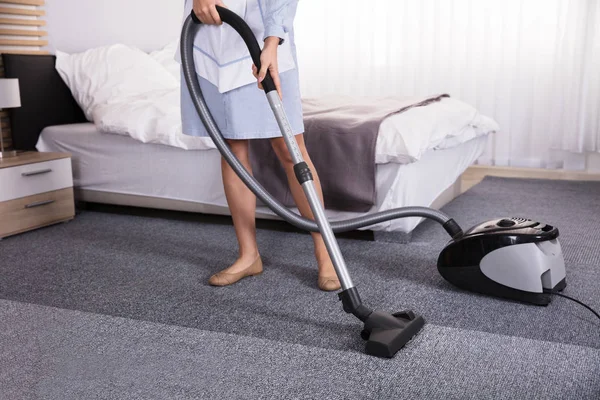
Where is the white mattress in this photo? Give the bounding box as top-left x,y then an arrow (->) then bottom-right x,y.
37,123 -> 488,233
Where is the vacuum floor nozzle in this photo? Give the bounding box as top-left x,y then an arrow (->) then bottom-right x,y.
361,310 -> 425,358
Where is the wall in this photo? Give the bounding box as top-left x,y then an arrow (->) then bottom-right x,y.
44,0 -> 184,53
587,153 -> 600,173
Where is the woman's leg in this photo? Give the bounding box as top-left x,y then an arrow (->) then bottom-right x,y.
212,139 -> 261,277
270,135 -> 341,291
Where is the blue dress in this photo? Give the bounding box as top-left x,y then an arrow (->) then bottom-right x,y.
180,0 -> 304,140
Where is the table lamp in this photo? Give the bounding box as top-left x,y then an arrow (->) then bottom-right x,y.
0,78 -> 21,158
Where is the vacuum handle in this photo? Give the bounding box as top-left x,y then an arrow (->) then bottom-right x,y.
190,6 -> 278,93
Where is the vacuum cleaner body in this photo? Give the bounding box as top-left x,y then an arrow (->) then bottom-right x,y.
438,218 -> 566,305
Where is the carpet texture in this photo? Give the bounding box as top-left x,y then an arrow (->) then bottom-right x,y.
1,176 -> 599,399
1,299 -> 598,400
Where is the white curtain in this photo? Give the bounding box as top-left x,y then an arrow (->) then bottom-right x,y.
293,0 -> 600,169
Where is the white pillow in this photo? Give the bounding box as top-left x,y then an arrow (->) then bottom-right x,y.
149,40 -> 181,82
375,97 -> 493,164
55,44 -> 179,122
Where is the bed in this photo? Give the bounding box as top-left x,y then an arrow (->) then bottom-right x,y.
2,49 -> 498,241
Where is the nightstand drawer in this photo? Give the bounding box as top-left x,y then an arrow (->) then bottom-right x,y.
0,188 -> 75,238
0,158 -> 73,202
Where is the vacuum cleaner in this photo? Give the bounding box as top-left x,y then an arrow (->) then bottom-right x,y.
180,8 -> 567,358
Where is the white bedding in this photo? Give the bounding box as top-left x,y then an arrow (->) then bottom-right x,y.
36,123 -> 488,234
55,43 -> 499,164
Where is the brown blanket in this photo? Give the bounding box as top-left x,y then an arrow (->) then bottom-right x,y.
248,94 -> 450,212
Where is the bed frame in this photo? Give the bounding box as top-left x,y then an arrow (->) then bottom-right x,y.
3,53 -> 464,243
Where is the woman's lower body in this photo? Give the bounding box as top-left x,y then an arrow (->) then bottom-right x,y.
180,58 -> 341,291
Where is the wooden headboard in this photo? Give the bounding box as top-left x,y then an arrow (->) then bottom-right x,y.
0,0 -> 48,151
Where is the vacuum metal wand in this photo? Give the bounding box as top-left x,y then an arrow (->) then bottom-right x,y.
266,91 -> 354,290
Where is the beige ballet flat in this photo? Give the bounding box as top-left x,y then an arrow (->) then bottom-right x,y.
318,276 -> 342,292
208,257 -> 263,287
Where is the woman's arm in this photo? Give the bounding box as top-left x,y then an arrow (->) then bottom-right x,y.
253,0 -> 298,98
252,36 -> 282,99
263,0 -> 298,43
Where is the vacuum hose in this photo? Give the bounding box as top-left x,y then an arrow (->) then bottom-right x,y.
180,9 -> 463,238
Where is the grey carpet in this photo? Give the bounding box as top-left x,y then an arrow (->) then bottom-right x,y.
1,299 -> 598,400
1,176 -> 599,399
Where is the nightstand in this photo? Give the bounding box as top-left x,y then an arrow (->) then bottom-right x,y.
0,151 -> 75,239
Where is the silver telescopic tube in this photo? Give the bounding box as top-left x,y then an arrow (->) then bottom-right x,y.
266,91 -> 354,290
